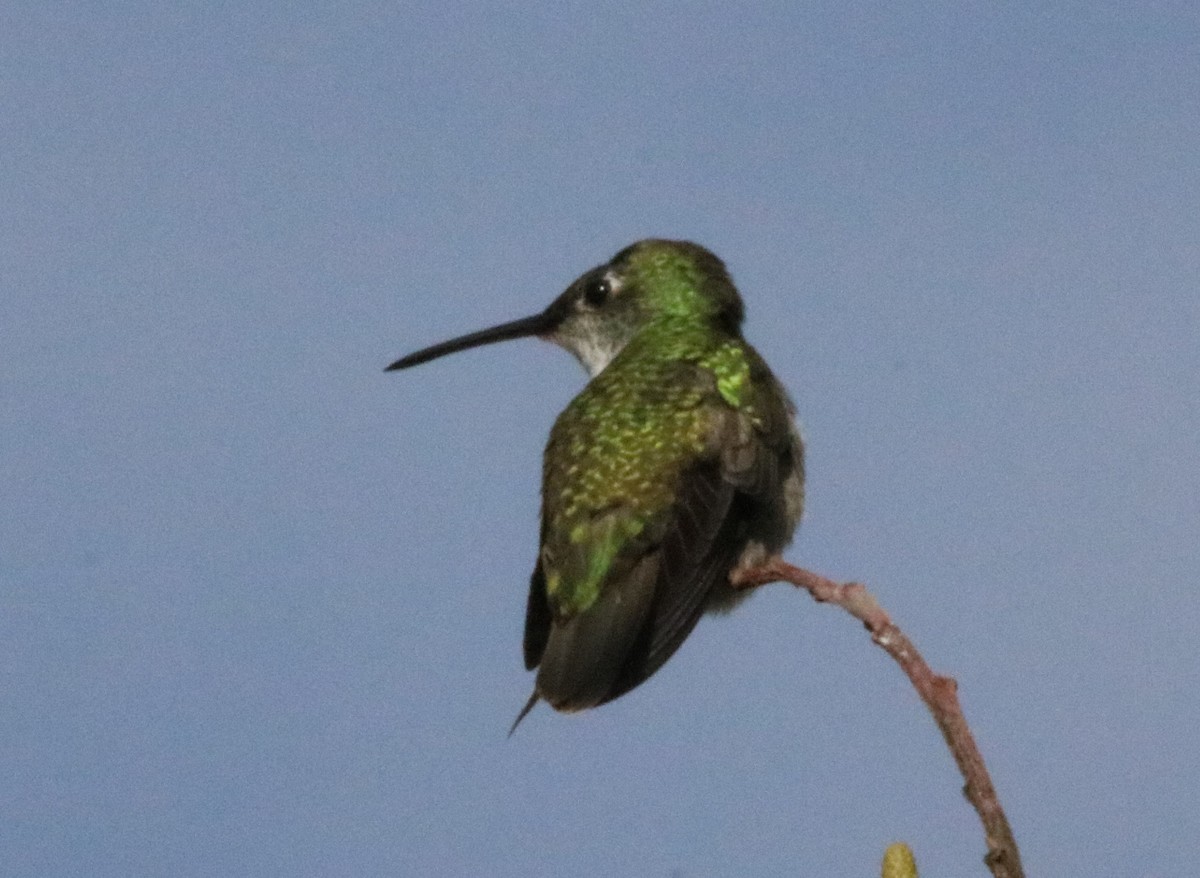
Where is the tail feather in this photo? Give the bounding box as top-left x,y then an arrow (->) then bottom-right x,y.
508,690 -> 540,737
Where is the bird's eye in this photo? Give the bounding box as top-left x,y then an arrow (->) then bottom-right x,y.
583,276 -> 611,308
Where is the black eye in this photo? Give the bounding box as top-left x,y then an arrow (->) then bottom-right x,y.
583,276 -> 611,308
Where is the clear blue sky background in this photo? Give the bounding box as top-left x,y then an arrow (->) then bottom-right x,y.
3,3 -> 1197,876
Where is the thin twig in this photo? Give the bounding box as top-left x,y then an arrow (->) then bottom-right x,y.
731,559 -> 1025,878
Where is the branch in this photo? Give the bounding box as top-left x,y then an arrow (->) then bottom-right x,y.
731,559 -> 1025,878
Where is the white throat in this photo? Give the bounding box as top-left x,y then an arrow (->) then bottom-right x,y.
565,336 -> 621,377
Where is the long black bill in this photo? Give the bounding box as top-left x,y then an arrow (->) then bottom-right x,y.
385,310 -> 557,372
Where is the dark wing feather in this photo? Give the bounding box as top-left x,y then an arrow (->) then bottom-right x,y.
522,560 -> 552,671
533,552 -> 659,711
651,463 -> 733,641
604,462 -> 739,702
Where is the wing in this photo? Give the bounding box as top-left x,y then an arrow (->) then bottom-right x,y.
523,472 -> 733,711
524,357 -> 795,712
606,382 -> 795,700
604,459 -> 740,701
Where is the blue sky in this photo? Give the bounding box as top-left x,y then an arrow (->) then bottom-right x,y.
3,3 -> 1198,875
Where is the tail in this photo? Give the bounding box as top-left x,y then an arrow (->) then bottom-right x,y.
508,689 -> 540,737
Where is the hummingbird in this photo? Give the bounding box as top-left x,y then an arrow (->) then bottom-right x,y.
386,240 -> 804,730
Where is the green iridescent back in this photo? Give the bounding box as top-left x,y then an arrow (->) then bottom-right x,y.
540,317 -> 767,615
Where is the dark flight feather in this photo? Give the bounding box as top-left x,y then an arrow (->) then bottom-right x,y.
533,552 -> 659,711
